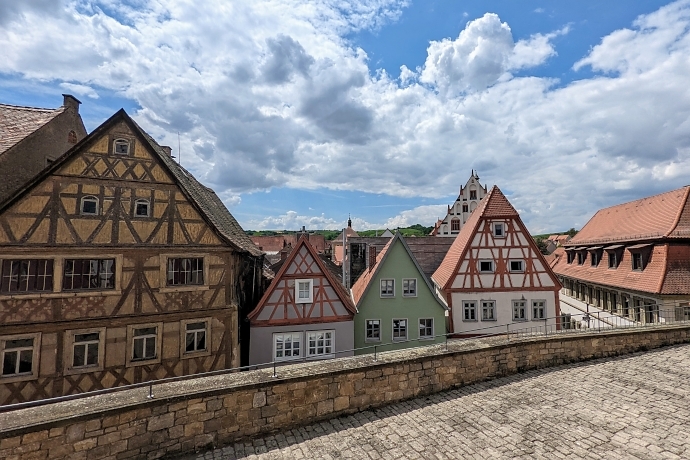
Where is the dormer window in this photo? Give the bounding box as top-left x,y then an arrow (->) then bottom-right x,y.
80,196 -> 98,215
605,245 -> 623,269
134,199 -> 150,217
114,139 -> 130,155
608,252 -> 617,268
577,251 -> 586,265
628,244 -> 651,271
632,253 -> 643,270
566,250 -> 575,264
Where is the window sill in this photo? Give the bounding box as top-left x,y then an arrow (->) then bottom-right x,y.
481,318 -> 497,322
0,290 -> 121,300
0,373 -> 38,384
402,294 -> 417,298
159,285 -> 209,294
295,299 -> 314,304
127,357 -> 161,368
392,338 -> 407,342
380,295 -> 395,299
512,319 -> 528,322
462,319 -> 478,322
306,354 -> 334,360
64,364 -> 104,376
418,337 -> 434,341
181,349 -> 212,359
365,338 -> 381,343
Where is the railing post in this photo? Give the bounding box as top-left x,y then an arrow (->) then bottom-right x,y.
272,360 -> 277,378
597,311 -> 601,333
507,324 -> 510,341
374,345 -> 377,362
544,317 -> 548,336
147,383 -> 154,399
445,334 -> 448,351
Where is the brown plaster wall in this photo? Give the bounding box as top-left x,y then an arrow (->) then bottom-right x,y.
1,325 -> 689,459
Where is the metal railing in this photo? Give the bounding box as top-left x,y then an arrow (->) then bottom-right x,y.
1,306 -> 688,414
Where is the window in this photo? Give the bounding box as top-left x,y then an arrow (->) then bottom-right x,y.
307,330 -> 334,358
185,322 -> 207,353
567,251 -> 575,264
419,319 -> 433,339
463,301 -> 477,321
577,252 -> 586,265
481,301 -> 496,321
1,259 -> 53,294
451,219 -> 460,232
114,139 -> 130,155
632,253 -> 643,270
1,337 -> 35,377
532,300 -> 546,320
63,259 -> 115,290
462,204 -> 468,213
132,327 -> 157,361
68,130 -> 78,144
274,332 -> 301,361
392,319 -> 407,341
380,279 -> 394,297
608,252 -> 617,268
80,196 -> 98,215
591,251 -> 599,267
134,199 -> 150,217
403,279 -> 417,297
167,258 -> 204,286
73,332 -> 100,368
366,320 -> 381,342
470,190 -> 477,200
295,279 -> 313,304
509,260 -> 524,272
513,300 -> 527,321
493,223 -> 504,237
479,261 -> 494,273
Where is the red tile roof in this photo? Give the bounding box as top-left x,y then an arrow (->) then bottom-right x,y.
432,186 -> 517,290
567,186 -> 690,245
0,104 -> 65,155
350,238 -> 392,306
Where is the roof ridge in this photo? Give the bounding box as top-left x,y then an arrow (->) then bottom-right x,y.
0,104 -> 63,112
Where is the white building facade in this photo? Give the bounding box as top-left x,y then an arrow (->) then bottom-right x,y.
432,171 -> 488,237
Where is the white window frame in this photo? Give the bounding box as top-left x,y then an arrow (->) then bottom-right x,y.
532,300 -> 546,320
1,333 -> 41,383
463,301 -> 477,321
493,222 -> 505,238
295,279 -> 314,304
113,138 -> 131,155
306,330 -> 334,359
126,323 -> 163,367
180,318 -> 212,358
418,318 -> 434,340
273,332 -> 302,362
392,318 -> 408,342
380,279 -> 395,298
509,260 -> 524,273
80,196 -> 99,216
134,199 -> 150,218
365,319 -> 381,342
512,300 -> 527,321
402,278 -> 417,297
479,260 -> 494,273
64,327 -> 106,375
481,300 -> 496,321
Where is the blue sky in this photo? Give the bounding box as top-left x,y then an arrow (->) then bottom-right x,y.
2,0 -> 689,233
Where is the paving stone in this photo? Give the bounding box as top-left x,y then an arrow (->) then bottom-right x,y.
184,345 -> 690,459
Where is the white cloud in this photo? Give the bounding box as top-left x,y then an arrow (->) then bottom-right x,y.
383,205 -> 447,229
1,1 -> 690,233
59,82 -> 99,99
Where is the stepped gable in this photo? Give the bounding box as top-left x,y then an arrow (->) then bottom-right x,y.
432,185 -> 516,290
0,103 -> 64,155
566,186 -> 690,246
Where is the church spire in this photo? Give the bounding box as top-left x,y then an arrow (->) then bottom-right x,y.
347,214 -> 352,228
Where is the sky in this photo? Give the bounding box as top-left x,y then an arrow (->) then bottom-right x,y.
1,0 -> 690,233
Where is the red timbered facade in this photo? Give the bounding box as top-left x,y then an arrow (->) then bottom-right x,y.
0,110 -> 264,405
432,186 -> 561,335
248,236 -> 355,365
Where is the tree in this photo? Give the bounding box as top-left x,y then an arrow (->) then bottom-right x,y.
567,227 -> 578,238
534,237 -> 549,255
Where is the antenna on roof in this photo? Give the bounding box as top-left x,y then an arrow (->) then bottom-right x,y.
177,131 -> 181,166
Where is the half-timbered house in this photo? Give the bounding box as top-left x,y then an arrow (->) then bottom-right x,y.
0,109 -> 264,404
248,235 -> 355,365
432,186 -> 561,336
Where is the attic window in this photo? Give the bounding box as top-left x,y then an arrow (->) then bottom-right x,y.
68,130 -> 77,144
479,260 -> 494,273
493,223 -> 504,237
134,199 -> 150,217
470,190 -> 477,200
80,196 -> 98,216
114,139 -> 130,155
632,253 -> 644,271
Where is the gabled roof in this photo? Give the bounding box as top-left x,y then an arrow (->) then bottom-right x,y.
249,235 -> 356,320
0,109 -> 262,256
350,232 -> 447,310
432,185 -> 518,290
0,103 -> 65,155
566,186 -> 690,246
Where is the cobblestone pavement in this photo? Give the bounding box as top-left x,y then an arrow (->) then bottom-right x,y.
188,345 -> 690,459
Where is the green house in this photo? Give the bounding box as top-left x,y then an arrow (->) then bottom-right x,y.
351,232 -> 448,355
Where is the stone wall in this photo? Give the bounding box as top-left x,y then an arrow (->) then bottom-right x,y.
1,325 -> 689,460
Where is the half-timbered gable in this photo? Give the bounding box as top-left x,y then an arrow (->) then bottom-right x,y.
248,236 -> 355,365
433,186 -> 561,336
0,110 -> 264,404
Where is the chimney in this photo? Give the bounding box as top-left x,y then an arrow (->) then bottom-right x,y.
62,94 -> 82,113
368,246 -> 377,271
160,146 -> 173,156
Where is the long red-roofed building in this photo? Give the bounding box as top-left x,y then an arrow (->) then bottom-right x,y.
551,186 -> 690,323
432,186 -> 561,336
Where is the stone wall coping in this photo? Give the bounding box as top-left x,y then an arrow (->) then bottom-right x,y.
1,324 -> 688,439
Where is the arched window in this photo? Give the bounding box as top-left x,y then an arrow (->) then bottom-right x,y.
113,139 -> 130,155
81,196 -> 98,215
451,218 -> 460,232
134,199 -> 150,217
67,130 -> 77,144
462,204 -> 468,213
